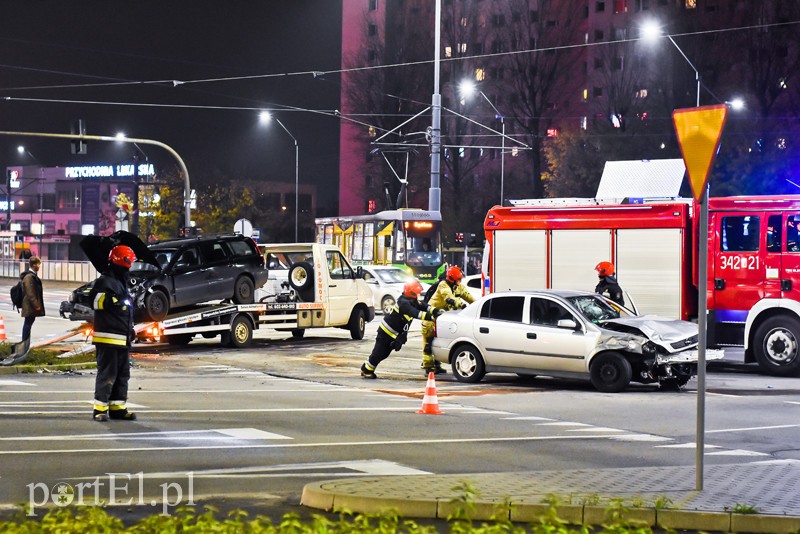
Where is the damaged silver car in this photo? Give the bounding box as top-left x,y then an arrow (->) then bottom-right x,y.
432,289 -> 723,392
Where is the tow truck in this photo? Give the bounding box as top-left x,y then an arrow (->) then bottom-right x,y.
63,243 -> 376,348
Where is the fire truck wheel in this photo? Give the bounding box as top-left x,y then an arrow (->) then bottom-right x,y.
233,276 -> 255,304
291,328 -> 305,339
452,344 -> 486,383
145,290 -> 169,321
754,316 -> 800,376
349,308 -> 366,340
590,352 -> 632,393
228,315 -> 253,348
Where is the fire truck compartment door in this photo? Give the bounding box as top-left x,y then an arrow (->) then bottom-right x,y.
616,228 -> 683,319
551,230 -> 611,292
493,230 -> 546,291
780,213 -> 800,301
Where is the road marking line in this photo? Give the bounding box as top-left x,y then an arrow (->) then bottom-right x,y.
0,434 -> 646,455
0,401 -> 145,407
0,388 -> 363,394
655,443 -> 721,449
502,416 -> 554,421
537,422 -> 591,427
707,449 -> 770,456
611,435 -> 672,442
567,427 -> 625,433
0,380 -> 35,386
706,424 -> 800,434
0,428 -> 291,442
0,406 -> 476,415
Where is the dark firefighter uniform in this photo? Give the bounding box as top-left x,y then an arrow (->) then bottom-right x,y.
361,281 -> 443,379
90,247 -> 137,422
595,275 -> 624,305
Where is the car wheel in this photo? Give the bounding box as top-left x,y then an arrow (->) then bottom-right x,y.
228,315 -> 253,348
754,315 -> 800,376
451,344 -> 486,383
233,276 -> 255,304
166,333 -> 192,346
291,328 -> 305,339
289,262 -> 314,301
590,352 -> 632,393
380,295 -> 396,315
349,308 -> 366,340
145,290 -> 169,321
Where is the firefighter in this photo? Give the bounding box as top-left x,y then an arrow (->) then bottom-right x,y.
421,265 -> 475,374
594,261 -> 625,306
90,245 -> 137,422
361,279 -> 444,379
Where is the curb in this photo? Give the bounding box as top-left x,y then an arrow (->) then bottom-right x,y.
301,481 -> 800,533
0,361 -> 96,375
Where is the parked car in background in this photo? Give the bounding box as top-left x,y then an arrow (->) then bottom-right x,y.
461,274 -> 484,300
432,289 -> 723,392
361,265 -> 428,314
60,231 -> 269,322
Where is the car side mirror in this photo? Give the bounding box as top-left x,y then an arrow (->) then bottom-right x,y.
355,266 -> 364,279
557,318 -> 578,330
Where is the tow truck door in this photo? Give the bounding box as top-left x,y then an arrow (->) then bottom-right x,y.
711,211 -> 767,317
325,250 -> 358,325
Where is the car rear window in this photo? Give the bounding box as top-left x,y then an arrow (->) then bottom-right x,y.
479,296 -> 525,323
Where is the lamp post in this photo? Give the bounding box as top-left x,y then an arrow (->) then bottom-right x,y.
459,81 -> 506,205
641,21 -> 700,107
259,112 -> 300,241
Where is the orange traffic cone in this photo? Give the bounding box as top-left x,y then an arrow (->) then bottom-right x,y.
417,372 -> 444,415
0,316 -> 7,341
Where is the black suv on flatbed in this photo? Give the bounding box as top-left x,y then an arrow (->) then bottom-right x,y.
60,231 -> 269,322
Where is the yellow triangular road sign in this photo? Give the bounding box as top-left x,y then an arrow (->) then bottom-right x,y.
672,105 -> 728,201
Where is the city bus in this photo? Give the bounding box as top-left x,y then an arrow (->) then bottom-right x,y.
315,209 -> 444,282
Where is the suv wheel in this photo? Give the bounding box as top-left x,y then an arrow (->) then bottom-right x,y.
233,276 -> 255,304
145,290 -> 169,321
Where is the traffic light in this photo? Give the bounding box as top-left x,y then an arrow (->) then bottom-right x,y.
70,119 -> 87,154
455,232 -> 464,244
467,233 -> 477,247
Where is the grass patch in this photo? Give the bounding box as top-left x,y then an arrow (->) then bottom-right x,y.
0,342 -> 95,370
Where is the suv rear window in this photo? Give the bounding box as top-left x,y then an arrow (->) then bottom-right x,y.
228,239 -> 256,258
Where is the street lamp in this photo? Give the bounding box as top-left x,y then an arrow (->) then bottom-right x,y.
459,80 -> 506,205
641,21 -> 700,107
259,111 -> 300,241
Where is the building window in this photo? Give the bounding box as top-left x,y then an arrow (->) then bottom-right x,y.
596,1 -> 605,12
581,116 -> 588,130
583,88 -> 588,101
635,88 -> 648,98
613,56 -> 623,70
594,29 -> 604,41
475,68 -> 485,81
614,0 -> 628,13
593,87 -> 603,97
368,0 -> 377,11
685,0 -> 696,8
368,24 -> 377,36
460,16 -> 468,27
594,57 -> 604,69
473,42 -> 483,54
614,27 -> 627,40
458,42 -> 467,54
445,46 -> 452,58
67,220 -> 80,234
546,128 -> 559,138
491,40 -> 504,53
491,14 -> 506,26
530,10 -> 539,21
546,19 -> 557,27
367,49 -> 377,62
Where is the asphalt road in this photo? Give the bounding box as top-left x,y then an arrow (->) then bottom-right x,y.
1,280 -> 798,525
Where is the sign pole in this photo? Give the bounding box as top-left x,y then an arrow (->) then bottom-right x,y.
672,105 -> 728,492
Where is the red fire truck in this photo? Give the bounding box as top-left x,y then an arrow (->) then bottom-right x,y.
483,195 -> 800,376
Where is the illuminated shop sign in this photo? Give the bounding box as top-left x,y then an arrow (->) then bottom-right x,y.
64,163 -> 155,179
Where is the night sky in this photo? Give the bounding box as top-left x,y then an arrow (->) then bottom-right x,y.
0,1 -> 343,214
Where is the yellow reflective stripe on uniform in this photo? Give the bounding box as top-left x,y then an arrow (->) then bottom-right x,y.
109,402 -> 127,410
94,293 -> 105,310
379,323 -> 398,338
92,331 -> 128,346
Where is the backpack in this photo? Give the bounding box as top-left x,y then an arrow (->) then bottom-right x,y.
10,276 -> 26,312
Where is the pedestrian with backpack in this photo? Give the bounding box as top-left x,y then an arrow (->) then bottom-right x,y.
20,256 -> 44,342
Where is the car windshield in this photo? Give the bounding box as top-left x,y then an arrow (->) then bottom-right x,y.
566,294 -> 633,323
374,268 -> 413,284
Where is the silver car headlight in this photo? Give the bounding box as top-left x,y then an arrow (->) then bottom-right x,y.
606,335 -> 646,354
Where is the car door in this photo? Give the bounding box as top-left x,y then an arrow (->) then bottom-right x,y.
326,250 -> 358,325
527,297 -> 593,373
171,246 -> 211,305
197,240 -> 231,299
471,295 -> 533,369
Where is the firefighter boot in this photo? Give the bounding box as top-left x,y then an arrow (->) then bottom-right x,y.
93,409 -> 109,422
360,363 -> 378,379
109,409 -> 137,421
421,354 -> 439,375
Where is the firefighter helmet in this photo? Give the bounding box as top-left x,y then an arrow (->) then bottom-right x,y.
595,261 -> 615,277
109,245 -> 136,269
403,279 -> 424,298
446,265 -> 464,283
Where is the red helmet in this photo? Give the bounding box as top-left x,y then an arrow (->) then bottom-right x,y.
446,265 -> 464,283
109,245 -> 136,269
595,261 -> 615,277
403,279 -> 424,298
